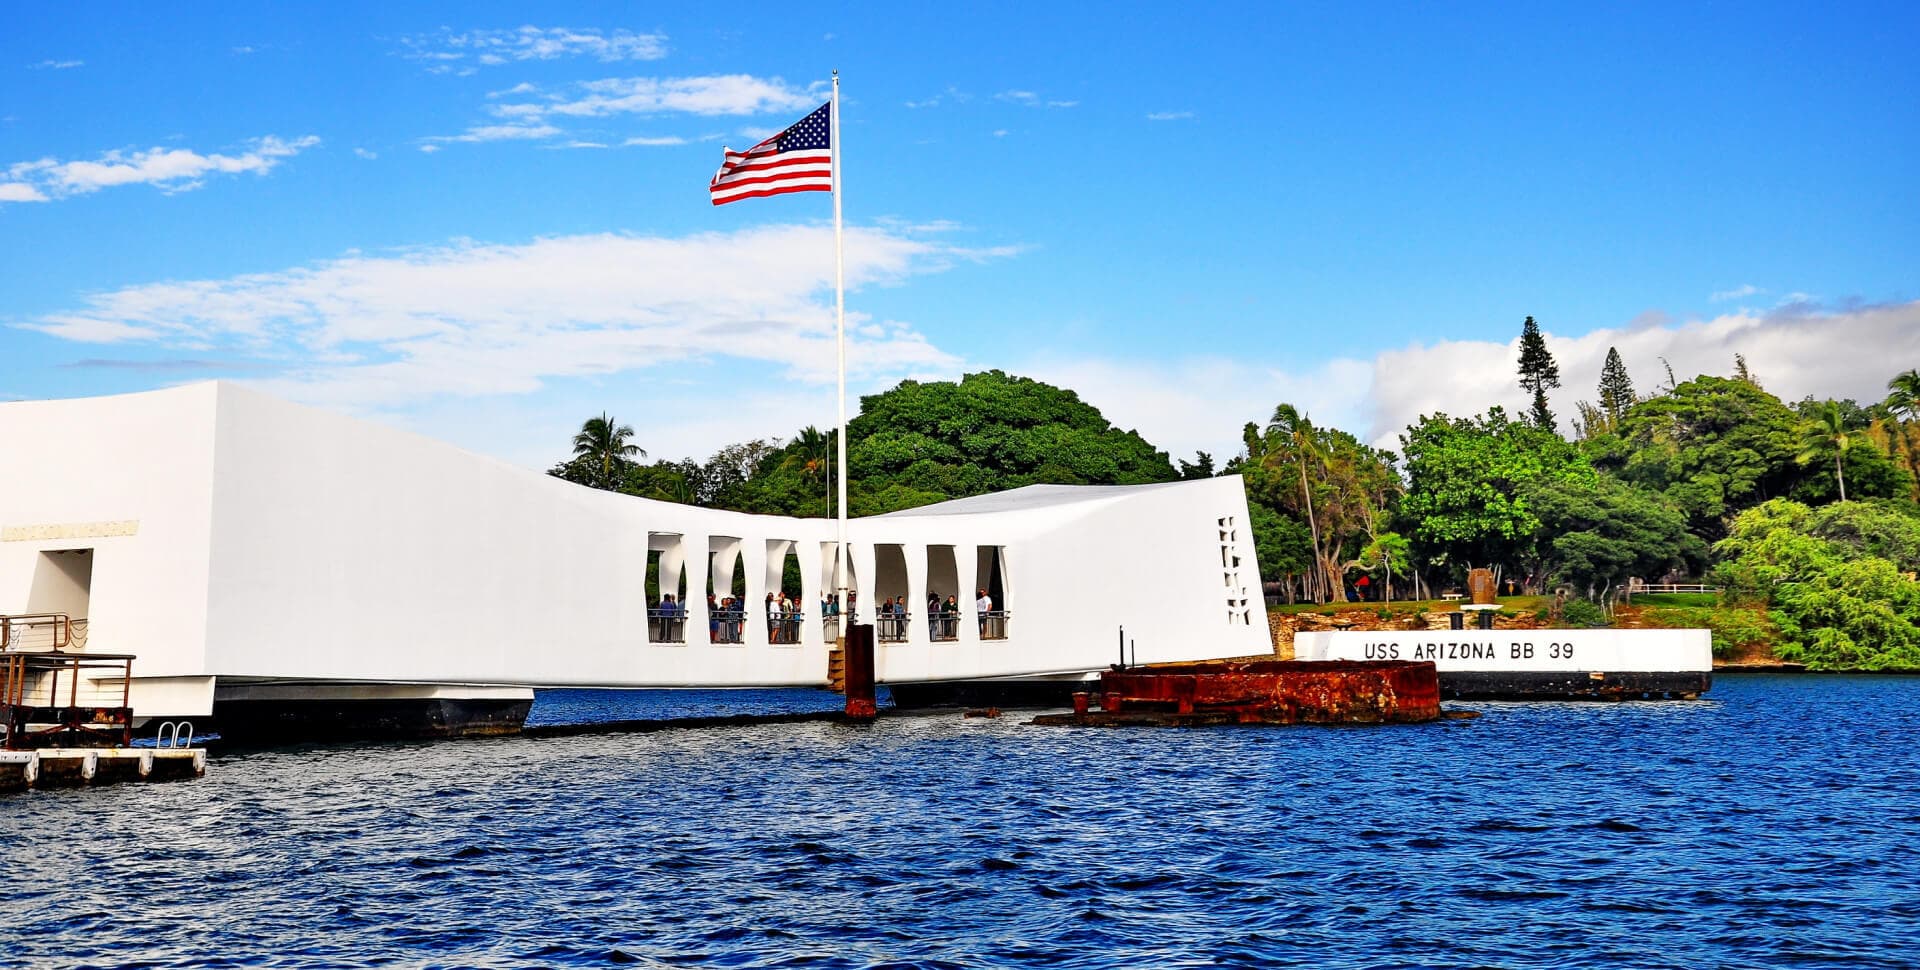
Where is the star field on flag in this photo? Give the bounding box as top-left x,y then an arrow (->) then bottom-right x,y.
708,102 -> 833,205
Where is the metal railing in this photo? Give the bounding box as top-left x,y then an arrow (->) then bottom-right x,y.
877,611 -> 912,643
1624,582 -> 1722,596
647,608 -> 687,644
708,609 -> 748,644
980,610 -> 1010,640
3,650 -> 135,749
0,613 -> 74,652
766,611 -> 805,644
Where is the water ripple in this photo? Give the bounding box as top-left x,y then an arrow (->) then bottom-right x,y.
4,675 -> 1920,967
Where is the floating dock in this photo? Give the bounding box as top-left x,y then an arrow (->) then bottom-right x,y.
3,648 -> 208,794
1033,659 -> 1442,727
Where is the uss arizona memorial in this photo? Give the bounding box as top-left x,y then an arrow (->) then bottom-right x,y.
0,383 -> 1268,734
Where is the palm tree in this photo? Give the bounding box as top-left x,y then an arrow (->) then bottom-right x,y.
1797,401 -> 1851,502
780,425 -> 837,516
1267,404 -> 1330,601
572,413 -> 645,486
1887,369 -> 1920,424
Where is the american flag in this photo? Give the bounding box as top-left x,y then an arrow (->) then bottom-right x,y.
709,102 -> 833,206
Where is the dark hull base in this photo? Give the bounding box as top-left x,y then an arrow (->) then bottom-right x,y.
1443,671 -> 1712,701
887,680 -> 1085,710
211,698 -> 533,744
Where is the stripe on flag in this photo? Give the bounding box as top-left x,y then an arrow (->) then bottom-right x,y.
710,102 -> 833,206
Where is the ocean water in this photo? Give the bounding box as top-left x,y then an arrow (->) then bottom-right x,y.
5,674 -> 1918,969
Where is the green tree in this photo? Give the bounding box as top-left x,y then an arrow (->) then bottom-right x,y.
1887,368 -> 1920,423
1523,474 -> 1699,604
1398,406 -> 1595,587
1611,375 -> 1803,537
1598,346 -> 1634,426
1711,498 -> 1920,669
1516,316 -> 1562,430
576,413 -> 644,485
732,371 -> 1179,518
1797,400 -> 1853,502
1178,451 -> 1216,480
1246,503 -> 1314,602
1246,405 -> 1402,602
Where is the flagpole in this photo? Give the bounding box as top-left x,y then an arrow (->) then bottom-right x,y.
831,70 -> 850,628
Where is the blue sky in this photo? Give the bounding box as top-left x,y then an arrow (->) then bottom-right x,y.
4,2 -> 1917,467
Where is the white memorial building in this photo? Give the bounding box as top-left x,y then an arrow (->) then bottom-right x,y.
0,383 -> 1268,734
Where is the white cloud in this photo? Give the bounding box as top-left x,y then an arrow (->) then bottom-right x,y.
1362,302 -> 1920,446
1711,283 -> 1760,302
0,182 -> 48,202
418,144 -> 442,154
424,124 -> 562,144
551,141 -> 608,150
1016,355 -> 1375,463
401,27 -> 668,68
488,82 -> 539,98
352,147 -> 378,160
1007,302 -> 1920,463
1146,111 -> 1194,121
991,129 -> 1009,138
13,225 -> 1013,419
996,90 -> 1077,109
493,74 -> 820,121
1,135 -> 319,203
623,135 -> 687,147
32,59 -> 83,70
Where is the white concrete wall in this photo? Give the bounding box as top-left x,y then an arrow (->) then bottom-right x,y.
8,383 -> 1269,705
1293,628 -> 1712,672
0,385 -> 219,682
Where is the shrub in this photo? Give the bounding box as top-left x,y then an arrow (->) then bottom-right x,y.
1559,598 -> 1609,629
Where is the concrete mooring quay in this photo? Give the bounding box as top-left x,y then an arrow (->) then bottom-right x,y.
1033,659 -> 1444,727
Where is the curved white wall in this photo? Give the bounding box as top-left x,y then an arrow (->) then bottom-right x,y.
2,383 -> 1270,712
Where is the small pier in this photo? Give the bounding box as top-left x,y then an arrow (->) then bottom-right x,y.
2,644 -> 208,794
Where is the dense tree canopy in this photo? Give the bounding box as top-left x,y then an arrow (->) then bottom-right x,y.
1522,474 -> 1699,601
1603,375 -> 1804,536
1712,499 -> 1920,669
1398,406 -> 1595,579
1240,405 -> 1400,602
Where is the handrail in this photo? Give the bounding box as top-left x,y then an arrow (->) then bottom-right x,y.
0,613 -> 72,652
980,609 -> 1011,641
876,611 -> 913,642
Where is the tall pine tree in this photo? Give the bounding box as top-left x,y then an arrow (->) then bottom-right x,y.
1598,347 -> 1634,426
1516,316 -> 1562,430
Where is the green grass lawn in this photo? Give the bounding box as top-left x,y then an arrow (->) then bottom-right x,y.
1269,596 -> 1551,617
1625,592 -> 1721,608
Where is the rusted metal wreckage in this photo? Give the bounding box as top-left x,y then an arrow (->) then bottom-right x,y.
1032,659 -> 1444,727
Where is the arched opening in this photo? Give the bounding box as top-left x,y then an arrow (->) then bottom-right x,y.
873,543 -> 910,642
976,546 -> 1009,639
927,545 -> 960,641
819,541 -> 857,641
646,534 -> 688,644
707,538 -> 746,644
764,540 -> 803,645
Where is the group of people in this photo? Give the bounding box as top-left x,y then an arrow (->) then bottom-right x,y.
763,591 -> 804,643
650,594 -> 686,642
870,588 -> 998,641
706,593 -> 748,643
650,587 -> 1001,644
